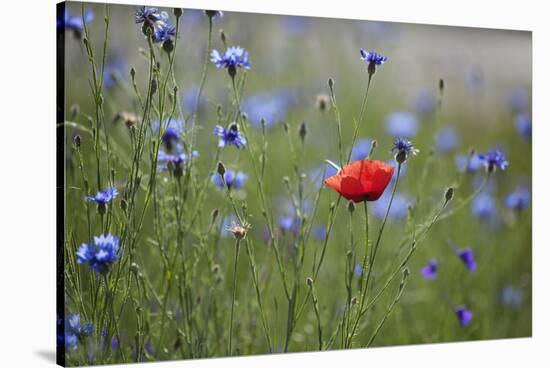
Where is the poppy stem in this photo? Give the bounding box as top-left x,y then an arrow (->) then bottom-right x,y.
346,162 -> 401,348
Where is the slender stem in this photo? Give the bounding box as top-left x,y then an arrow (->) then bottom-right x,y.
228,239 -> 241,355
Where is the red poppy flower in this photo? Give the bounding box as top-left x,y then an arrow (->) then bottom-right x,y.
324,160 -> 395,202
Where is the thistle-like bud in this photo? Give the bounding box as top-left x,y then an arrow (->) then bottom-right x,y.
439,78 -> 445,94
217,161 -> 226,177
150,79 -> 158,96
445,187 -> 454,203
130,67 -> 136,80
219,29 -> 226,45
227,222 -> 251,241
120,198 -> 127,212
347,200 -> 355,214
328,78 -> 334,90
298,121 -> 307,143
174,8 -> 183,17
282,122 -> 289,133
306,277 -> 313,287
162,39 -> 174,53
73,134 -> 81,149
396,150 -> 407,164
368,140 -> 377,158
211,208 -> 219,224
351,296 -> 358,305
70,104 -> 80,120
316,94 -> 330,112
130,262 -> 140,275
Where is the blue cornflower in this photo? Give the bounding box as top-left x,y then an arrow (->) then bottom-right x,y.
158,149 -> 198,176
58,8 -> 94,33
411,89 -> 437,115
471,193 -> 497,222
135,7 -> 165,25
456,247 -> 477,272
501,285 -> 523,309
153,23 -> 176,43
504,186 -> 530,211
478,149 -> 508,172
103,55 -> 126,88
310,163 -> 338,188
354,263 -> 363,277
360,48 -> 387,75
204,10 -> 224,18
435,127 -> 459,154
391,137 -> 419,163
359,49 -> 387,66
312,225 -> 327,241
515,113 -> 532,142
455,153 -> 484,173
213,123 -> 247,149
507,88 -> 529,113
77,234 -> 120,274
211,169 -> 248,190
154,119 -> 185,150
385,112 -> 418,138
84,187 -> 118,204
210,46 -> 251,76
420,259 -> 438,280
242,89 -> 298,128
372,192 -> 412,221
64,313 -> 93,350
453,305 -> 473,327
278,215 -> 301,234
351,138 -> 373,161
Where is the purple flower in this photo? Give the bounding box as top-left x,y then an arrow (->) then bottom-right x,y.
64,313 -> 93,350
507,88 -> 529,113
278,216 -> 301,234
84,187 -> 118,204
504,186 -> 530,211
501,285 -> 523,309
420,259 -> 438,280
312,225 -> 327,241
455,153 -> 484,173
158,149 -> 198,173
354,263 -> 363,277
456,247 -> 477,272
453,305 -> 473,327
478,149 -> 508,172
385,112 -> 418,138
77,234 -> 120,274
411,89 -> 437,115
213,123 -> 247,149
515,113 -> 532,142
435,127 -> 459,154
372,192 -> 412,221
211,169 -> 248,190
391,137 -> 419,161
241,89 -> 298,128
359,49 -> 387,65
471,193 -> 496,221
58,8 -> 94,33
153,23 -> 176,43
351,138 -> 373,161
211,46 -> 251,73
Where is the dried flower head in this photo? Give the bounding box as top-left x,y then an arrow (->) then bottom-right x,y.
226,221 -> 252,241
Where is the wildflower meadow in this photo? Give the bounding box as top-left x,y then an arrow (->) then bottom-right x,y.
57,2 -> 532,366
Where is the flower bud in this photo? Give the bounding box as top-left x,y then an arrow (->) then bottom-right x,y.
347,200 -> 355,214
162,39 -> 174,53
306,277 -> 313,287
396,150 -> 407,164
445,187 -> 454,203
328,78 -> 334,90
316,94 -> 330,112
211,208 -> 219,223
174,8 -> 183,17
299,121 -> 307,143
73,134 -> 81,149
217,161 -> 226,177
